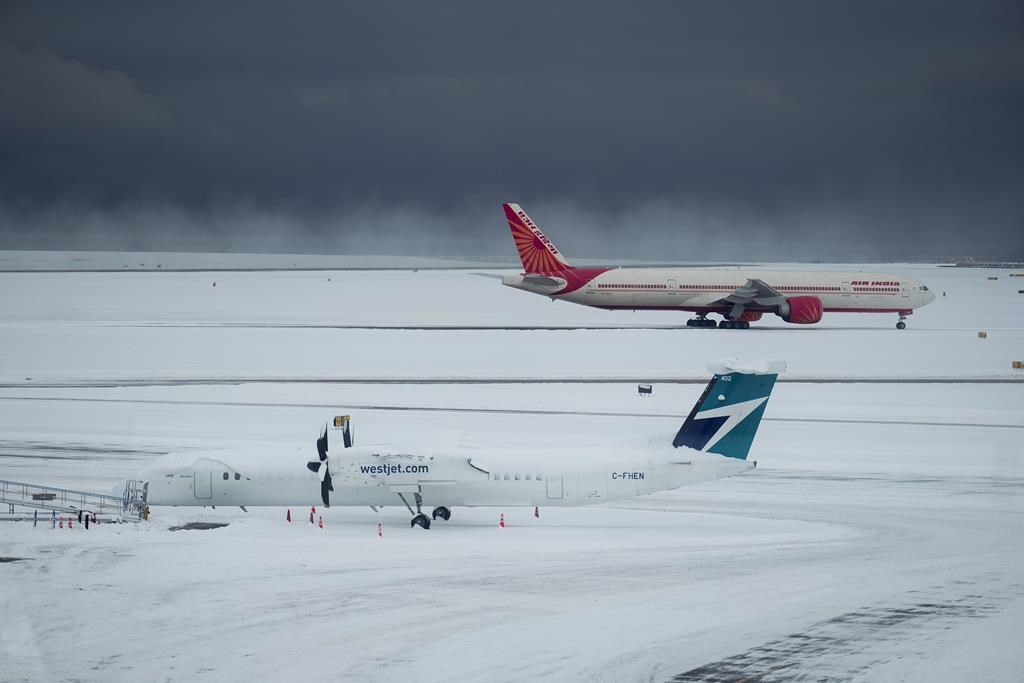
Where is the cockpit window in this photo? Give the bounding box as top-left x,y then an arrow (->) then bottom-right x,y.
920,285 -> 929,291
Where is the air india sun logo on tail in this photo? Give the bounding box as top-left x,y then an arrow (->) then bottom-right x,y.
504,204 -> 571,273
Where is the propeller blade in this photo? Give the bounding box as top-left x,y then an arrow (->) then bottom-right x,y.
317,424 -> 328,461
306,461 -> 322,474
321,473 -> 332,507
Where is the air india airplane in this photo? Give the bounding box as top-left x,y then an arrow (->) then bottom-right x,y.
500,203 -> 936,329
137,359 -> 783,529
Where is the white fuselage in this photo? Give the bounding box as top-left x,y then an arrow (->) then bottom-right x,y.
504,268 -> 936,314
140,438 -> 753,510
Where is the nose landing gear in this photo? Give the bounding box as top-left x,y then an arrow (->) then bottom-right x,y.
431,506 -> 451,521
896,314 -> 908,330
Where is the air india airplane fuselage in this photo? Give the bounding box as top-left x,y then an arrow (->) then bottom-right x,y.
500,204 -> 936,329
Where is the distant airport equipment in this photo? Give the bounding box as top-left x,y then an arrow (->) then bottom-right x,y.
1013,361 -> 1023,372
138,359 -> 784,530
978,331 -> 988,339
498,203 -> 936,330
987,276 -> 999,281
1,478 -> 146,521
638,383 -> 653,396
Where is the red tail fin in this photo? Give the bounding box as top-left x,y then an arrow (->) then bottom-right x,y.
503,203 -> 573,273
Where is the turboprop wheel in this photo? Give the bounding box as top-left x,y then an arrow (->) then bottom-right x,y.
896,321 -> 906,330
432,506 -> 451,521
411,513 -> 431,529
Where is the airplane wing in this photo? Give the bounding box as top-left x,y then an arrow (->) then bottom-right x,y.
724,278 -> 783,303
723,278 -> 789,317
686,278 -> 789,316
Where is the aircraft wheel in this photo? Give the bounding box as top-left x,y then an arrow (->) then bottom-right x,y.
741,321 -> 750,329
896,321 -> 906,330
411,513 -> 432,529
432,506 -> 451,521
719,320 -> 733,329
686,319 -> 694,327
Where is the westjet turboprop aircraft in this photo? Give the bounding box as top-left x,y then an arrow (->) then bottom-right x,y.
500,203 -> 936,329
139,359 -> 784,529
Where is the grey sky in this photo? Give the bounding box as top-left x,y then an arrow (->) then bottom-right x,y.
1,2 -> 1021,260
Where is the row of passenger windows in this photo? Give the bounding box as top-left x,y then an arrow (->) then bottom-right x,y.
597,283 -> 667,289
852,287 -> 898,293
493,472 -> 543,481
599,283 -> 841,292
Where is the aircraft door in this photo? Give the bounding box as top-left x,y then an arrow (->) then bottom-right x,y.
901,282 -> 909,298
193,471 -> 212,500
667,278 -> 677,295
841,281 -> 851,297
545,475 -> 563,499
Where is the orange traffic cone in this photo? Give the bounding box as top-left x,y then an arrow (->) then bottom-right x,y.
286,508 -> 291,523
91,512 -> 97,524
68,517 -> 73,529
534,506 -> 539,518
377,522 -> 383,539
499,513 -> 505,529
59,517 -> 64,529
318,516 -> 323,529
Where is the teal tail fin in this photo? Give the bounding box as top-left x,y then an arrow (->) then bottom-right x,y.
672,359 -> 786,460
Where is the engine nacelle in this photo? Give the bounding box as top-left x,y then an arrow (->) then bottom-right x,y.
737,311 -> 763,322
777,295 -> 823,324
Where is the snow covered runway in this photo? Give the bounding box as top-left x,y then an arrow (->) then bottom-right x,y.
1,259 -> 1022,681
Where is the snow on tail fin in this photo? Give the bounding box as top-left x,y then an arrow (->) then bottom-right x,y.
672,359 -> 786,460
503,203 -> 573,273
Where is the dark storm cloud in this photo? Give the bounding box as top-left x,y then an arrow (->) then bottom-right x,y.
1,1 -> 1021,260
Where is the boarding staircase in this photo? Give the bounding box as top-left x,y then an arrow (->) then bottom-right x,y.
0,478 -> 147,521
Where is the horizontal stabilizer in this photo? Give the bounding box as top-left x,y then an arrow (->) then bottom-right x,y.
521,274 -> 563,287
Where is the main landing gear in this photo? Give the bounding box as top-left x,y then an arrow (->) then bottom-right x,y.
686,315 -> 716,328
396,492 -> 453,529
398,491 -> 432,529
687,315 -> 750,329
896,314 -> 908,330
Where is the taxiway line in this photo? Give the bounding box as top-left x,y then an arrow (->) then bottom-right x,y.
1,377 -> 1021,388
0,395 -> 1019,430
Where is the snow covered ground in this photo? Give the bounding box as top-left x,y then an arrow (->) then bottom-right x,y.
1,260 -> 1022,682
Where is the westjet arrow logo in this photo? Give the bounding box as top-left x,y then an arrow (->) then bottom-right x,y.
692,397 -> 769,453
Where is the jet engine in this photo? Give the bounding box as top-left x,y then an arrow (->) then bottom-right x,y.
777,295 -> 823,324
738,311 -> 763,322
